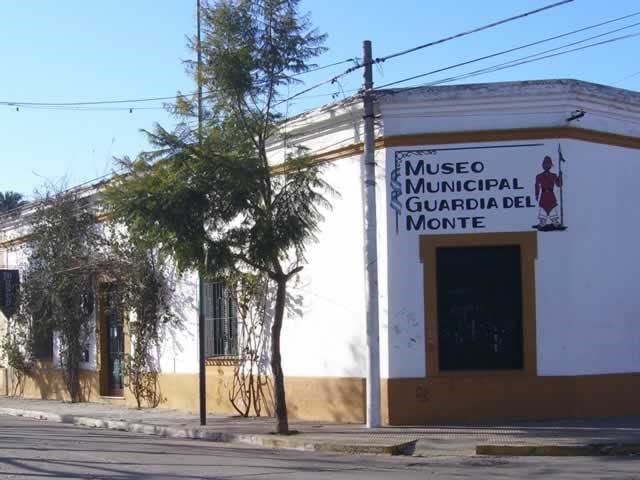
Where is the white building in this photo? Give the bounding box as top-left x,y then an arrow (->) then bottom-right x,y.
1,79 -> 639,424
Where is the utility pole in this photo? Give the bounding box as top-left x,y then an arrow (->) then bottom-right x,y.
362,40 -> 381,428
197,0 -> 206,427
197,0 -> 204,146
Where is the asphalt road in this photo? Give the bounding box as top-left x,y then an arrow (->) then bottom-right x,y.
0,415 -> 638,479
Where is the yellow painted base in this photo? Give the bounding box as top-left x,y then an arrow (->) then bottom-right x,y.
11,364 -> 100,401
16,366 -> 638,426
384,373 -> 640,425
0,368 -> 8,396
10,365 -> 365,423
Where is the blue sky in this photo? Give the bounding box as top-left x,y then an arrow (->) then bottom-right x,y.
1,0 -> 638,197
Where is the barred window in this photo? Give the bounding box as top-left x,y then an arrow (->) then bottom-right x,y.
202,281 -> 238,357
33,328 -> 54,360
436,245 -> 524,371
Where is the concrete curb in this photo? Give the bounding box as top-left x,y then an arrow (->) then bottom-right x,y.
0,407 -> 414,456
476,443 -> 640,457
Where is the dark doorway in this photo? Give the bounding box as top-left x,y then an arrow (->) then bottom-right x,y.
101,284 -> 124,396
436,245 -> 523,371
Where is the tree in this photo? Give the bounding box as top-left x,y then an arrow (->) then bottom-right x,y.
228,272 -> 273,417
107,229 -> 177,409
16,190 -> 102,402
104,0 -> 332,433
0,191 -> 27,214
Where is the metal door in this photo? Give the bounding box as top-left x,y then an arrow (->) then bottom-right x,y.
436,245 -> 523,371
104,286 -> 124,396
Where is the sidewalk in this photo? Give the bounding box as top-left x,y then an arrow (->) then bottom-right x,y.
1,396 -> 639,457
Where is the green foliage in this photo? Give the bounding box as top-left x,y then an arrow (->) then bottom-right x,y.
0,191 -> 27,215
122,355 -> 162,410
105,144 -> 334,279
104,0 -> 330,433
1,334 -> 28,374
1,332 -> 29,396
16,190 -> 102,402
107,229 -> 176,409
228,272 -> 274,417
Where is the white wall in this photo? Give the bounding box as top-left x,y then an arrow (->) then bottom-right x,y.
150,158 -> 372,379
0,236 -> 201,375
383,138 -> 640,378
3,80 -> 638,384
157,269 -> 199,374
535,139 -> 640,375
281,155 -> 368,378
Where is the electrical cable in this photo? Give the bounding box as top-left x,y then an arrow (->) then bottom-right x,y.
423,31 -> 640,88
373,0 -> 575,65
0,58 -> 355,110
0,81 -> 358,222
9,105 -> 166,112
0,58 -> 357,109
375,12 -> 640,90
0,0 -> 575,109
1,0 -> 580,112
4,88 -> 357,113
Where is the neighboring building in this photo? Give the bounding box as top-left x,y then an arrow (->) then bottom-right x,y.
1,79 -> 639,424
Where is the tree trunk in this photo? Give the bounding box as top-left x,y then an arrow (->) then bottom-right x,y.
64,337 -> 82,403
68,365 -> 81,403
270,277 -> 289,434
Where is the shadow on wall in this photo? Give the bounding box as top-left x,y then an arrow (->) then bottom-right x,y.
124,367 -> 166,410
149,265 -> 194,410
228,276 -> 276,417
16,362 -> 98,402
206,274 -> 308,418
7,368 -> 25,397
156,265 -> 194,372
150,273 -> 368,422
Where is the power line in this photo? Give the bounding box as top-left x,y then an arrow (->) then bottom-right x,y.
0,79 -> 361,222
273,63 -> 360,107
376,13 -> 640,90
4,89 -> 357,114
1,92 -> 197,108
0,1 -> 577,111
373,0 -> 575,65
616,70 -> 640,82
433,26 -> 640,84
425,31 -> 640,88
8,105 -> 166,112
2,0 -> 574,109
303,58 -> 357,74
0,58 -> 357,109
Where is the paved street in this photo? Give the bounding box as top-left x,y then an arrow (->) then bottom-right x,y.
0,415 -> 638,479
3,397 -> 640,457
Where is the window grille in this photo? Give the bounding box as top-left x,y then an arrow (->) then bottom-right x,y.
436,245 -> 523,371
33,328 -> 54,360
202,281 -> 237,357
0,269 -> 19,319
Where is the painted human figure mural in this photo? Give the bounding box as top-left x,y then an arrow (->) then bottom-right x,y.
535,155 -> 563,229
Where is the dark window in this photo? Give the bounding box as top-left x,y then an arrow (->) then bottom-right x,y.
33,328 -> 54,360
103,284 -> 124,396
436,245 -> 523,371
0,269 -> 20,319
31,289 -> 54,361
202,281 -> 237,357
